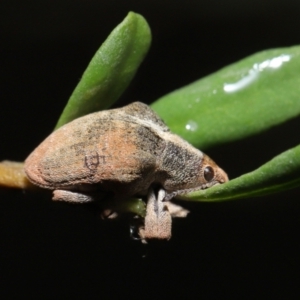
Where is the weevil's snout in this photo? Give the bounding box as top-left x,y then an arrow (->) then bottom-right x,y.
201,154 -> 229,187
215,167 -> 229,184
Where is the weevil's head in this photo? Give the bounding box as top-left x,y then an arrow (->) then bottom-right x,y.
199,154 -> 229,189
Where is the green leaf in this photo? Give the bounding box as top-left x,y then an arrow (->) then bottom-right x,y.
177,144 -> 300,202
151,46 -> 300,150
114,198 -> 146,217
55,11 -> 151,129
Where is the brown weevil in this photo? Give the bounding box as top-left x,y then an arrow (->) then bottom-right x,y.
24,102 -> 228,241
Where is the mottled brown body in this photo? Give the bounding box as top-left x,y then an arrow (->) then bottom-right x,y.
25,102 -> 228,241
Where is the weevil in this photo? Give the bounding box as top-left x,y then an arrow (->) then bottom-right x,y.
24,102 -> 228,241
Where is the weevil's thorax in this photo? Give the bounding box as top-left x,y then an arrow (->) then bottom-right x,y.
156,132 -> 228,195
156,134 -> 204,189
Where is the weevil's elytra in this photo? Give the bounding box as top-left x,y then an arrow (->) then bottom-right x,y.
84,151 -> 100,170
24,102 -> 228,242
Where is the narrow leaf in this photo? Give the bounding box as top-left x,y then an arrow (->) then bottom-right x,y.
55,12 -> 151,129
177,144 -> 300,202
151,46 -> 300,150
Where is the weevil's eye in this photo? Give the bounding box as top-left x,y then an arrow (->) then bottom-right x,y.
204,166 -> 214,182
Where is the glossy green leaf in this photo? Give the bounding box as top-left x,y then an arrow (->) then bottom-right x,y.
55,12 -> 151,129
151,46 -> 300,150
177,144 -> 300,202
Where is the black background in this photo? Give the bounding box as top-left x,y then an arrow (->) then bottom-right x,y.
1,0 -> 300,298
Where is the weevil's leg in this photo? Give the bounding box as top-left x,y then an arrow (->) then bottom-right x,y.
164,202 -> 189,218
52,190 -> 119,219
100,209 -> 118,219
52,189 -> 96,203
141,187 -> 172,240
